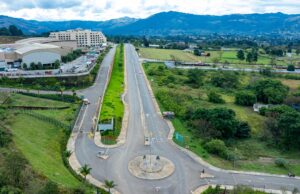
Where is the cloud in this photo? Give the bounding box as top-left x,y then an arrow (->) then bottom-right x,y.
0,0 -> 299,21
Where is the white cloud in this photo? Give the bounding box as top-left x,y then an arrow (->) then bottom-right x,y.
0,0 -> 299,21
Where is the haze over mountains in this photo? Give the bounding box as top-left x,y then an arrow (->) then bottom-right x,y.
0,11 -> 300,36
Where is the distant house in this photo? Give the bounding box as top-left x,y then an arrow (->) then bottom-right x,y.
253,103 -> 270,112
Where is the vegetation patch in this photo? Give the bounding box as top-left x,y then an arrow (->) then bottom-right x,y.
143,62 -> 300,175
99,44 -> 125,144
0,93 -> 100,193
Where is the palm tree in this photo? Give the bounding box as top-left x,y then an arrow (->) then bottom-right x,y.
104,179 -> 117,194
79,164 -> 92,181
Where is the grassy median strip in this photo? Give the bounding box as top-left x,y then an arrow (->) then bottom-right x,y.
99,44 -> 125,144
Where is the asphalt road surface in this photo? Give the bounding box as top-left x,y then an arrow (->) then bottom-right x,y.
74,44 -> 300,194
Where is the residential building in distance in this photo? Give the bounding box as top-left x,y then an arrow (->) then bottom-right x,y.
49,29 -> 107,48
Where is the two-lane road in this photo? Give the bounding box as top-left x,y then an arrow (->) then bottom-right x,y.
73,44 -> 300,194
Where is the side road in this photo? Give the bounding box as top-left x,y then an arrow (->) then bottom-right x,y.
66,46 -> 121,194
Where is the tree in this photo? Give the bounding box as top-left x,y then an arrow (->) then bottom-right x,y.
287,65 -> 295,72
235,91 -> 256,106
207,91 -> 225,104
79,164 -> 91,181
246,49 -> 258,64
59,86 -> 65,97
186,69 -> 204,88
204,139 -> 228,158
191,108 -> 243,139
8,25 -> 23,36
22,63 -> 28,70
104,180 -> 117,194
143,37 -> 149,47
194,49 -> 201,56
296,49 -> 300,56
235,122 -> 251,138
35,84 -> 41,95
37,62 -> 43,70
270,56 -> 276,67
210,71 -> 239,88
236,50 -> 245,61
53,60 -> 60,69
252,79 -> 289,104
246,52 -> 253,63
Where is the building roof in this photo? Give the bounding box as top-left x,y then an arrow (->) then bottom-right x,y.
15,43 -> 59,55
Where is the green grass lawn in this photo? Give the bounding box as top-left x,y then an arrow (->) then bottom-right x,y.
139,47 -> 299,66
143,62 -> 300,175
11,114 -> 82,188
99,44 -> 124,144
8,93 -> 69,107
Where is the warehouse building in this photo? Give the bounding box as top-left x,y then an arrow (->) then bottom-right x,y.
49,29 -> 107,48
0,43 -> 61,68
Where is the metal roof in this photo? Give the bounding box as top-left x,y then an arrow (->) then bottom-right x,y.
15,43 -> 59,55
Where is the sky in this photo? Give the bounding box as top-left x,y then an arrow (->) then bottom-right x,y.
0,0 -> 299,21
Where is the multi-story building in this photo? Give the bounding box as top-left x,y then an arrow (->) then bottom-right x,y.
49,29 -> 107,48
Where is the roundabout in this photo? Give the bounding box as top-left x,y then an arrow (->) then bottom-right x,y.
128,155 -> 175,180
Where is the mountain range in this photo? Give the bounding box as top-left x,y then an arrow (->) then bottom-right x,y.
0,11 -> 300,36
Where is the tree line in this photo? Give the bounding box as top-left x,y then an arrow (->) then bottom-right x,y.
0,25 -> 23,36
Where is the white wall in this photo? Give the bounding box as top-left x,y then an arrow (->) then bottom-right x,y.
22,51 -> 61,65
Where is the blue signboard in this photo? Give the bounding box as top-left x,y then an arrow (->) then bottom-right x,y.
175,132 -> 184,143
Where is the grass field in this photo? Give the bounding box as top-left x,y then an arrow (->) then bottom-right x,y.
99,44 -> 125,144
11,114 -> 82,188
143,62 -> 300,175
0,93 -> 88,190
139,47 -> 300,66
8,93 -> 69,107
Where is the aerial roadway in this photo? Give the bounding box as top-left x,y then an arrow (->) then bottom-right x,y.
73,44 -> 300,194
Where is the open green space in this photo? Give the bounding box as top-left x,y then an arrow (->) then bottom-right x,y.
7,93 -> 69,107
99,44 -> 125,144
0,93 -> 98,193
139,47 -> 300,66
11,114 -> 81,188
143,62 -> 300,175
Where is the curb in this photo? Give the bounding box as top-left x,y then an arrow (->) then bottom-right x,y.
191,184 -> 293,194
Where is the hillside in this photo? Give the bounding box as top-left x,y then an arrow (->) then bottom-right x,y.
1,11 -> 300,36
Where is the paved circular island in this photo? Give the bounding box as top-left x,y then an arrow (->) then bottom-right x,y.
128,155 -> 175,180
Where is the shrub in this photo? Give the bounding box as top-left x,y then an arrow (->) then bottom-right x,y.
235,121 -> 251,138
252,79 -> 289,104
210,71 -> 239,88
207,91 -> 225,104
287,65 -> 295,72
204,139 -> 228,158
274,158 -> 288,168
0,127 -> 12,147
235,91 -> 256,106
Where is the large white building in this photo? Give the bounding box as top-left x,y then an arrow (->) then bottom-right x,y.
0,43 -> 61,68
49,29 -> 107,48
